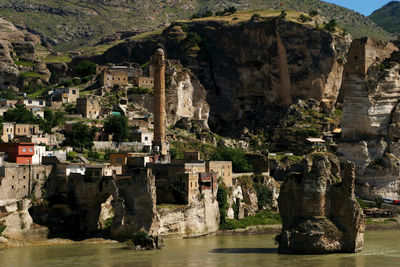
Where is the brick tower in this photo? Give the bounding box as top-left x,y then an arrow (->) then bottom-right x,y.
152,48 -> 167,155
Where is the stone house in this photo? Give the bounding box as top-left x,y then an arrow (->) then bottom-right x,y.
206,161 -> 233,187
100,66 -> 129,88
18,99 -> 45,118
0,164 -> 53,200
133,77 -> 154,89
51,87 -> 80,103
76,96 -> 100,119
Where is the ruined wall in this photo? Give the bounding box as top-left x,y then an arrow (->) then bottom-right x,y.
0,165 -> 53,201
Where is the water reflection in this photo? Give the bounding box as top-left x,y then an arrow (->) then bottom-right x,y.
211,248 -> 277,254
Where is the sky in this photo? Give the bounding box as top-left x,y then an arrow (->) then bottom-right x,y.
324,0 -> 397,16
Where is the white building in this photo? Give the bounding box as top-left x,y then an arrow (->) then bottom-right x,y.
32,145 -> 46,165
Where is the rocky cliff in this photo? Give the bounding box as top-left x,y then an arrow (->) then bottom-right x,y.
157,191 -> 219,237
0,17 -> 50,90
93,16 -> 350,135
277,153 -> 365,254
128,62 -> 209,128
338,38 -> 400,200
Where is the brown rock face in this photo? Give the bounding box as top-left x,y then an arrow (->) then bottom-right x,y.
277,153 -> 365,254
91,17 -> 349,134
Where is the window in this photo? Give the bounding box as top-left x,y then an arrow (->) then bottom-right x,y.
22,147 -> 27,152
23,176 -> 26,179
36,174 -> 39,179
29,148 -> 33,152
24,128 -> 26,133
18,128 -> 20,133
72,90 -> 76,94
117,158 -> 122,163
39,101 -> 43,105
12,175 -> 14,179
145,137 -> 148,141
190,182 -> 192,188
28,100 -> 32,104
6,128 -> 8,133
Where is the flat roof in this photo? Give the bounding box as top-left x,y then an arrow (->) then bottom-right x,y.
306,138 -> 325,143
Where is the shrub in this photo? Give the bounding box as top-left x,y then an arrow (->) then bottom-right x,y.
132,231 -> 153,247
185,32 -> 202,46
217,186 -> 228,225
254,183 -> 272,209
220,209 -> 281,230
309,10 -> 318,17
74,60 -> 96,77
67,151 -> 77,160
0,222 -> 6,236
251,13 -> 261,21
324,19 -> 337,33
299,14 -> 311,23
279,10 -> 287,19
211,146 -> 252,173
127,86 -> 153,95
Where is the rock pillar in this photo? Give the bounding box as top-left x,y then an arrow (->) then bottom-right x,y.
152,48 -> 167,155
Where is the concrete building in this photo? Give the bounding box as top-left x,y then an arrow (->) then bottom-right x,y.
0,142 -> 35,165
132,130 -> 153,146
18,99 -> 45,118
76,96 -> 100,119
32,145 -> 46,165
152,48 -> 167,155
1,122 -> 41,142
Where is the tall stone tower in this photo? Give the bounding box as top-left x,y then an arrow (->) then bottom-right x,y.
152,48 -> 167,155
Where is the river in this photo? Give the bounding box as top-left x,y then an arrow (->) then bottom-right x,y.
1,231 -> 399,267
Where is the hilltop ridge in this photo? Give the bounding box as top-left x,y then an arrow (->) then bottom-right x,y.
0,0 -> 393,51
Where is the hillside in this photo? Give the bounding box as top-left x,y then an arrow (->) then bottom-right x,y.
0,0 -> 393,52
370,1 -> 400,34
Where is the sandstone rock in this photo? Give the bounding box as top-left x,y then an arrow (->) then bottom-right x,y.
277,153 -> 365,254
339,41 -> 400,199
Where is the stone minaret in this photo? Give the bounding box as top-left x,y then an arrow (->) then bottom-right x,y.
152,48 -> 167,155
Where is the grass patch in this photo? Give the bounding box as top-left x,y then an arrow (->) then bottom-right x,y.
156,204 -> 186,210
43,55 -> 71,63
19,72 -> 45,79
0,222 -> 6,236
14,60 -> 35,67
220,209 -> 281,230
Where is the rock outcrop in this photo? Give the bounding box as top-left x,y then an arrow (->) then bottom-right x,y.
157,191 -> 219,237
0,17 -> 51,89
128,62 -> 210,128
93,17 -> 350,134
338,38 -> 400,200
277,153 -> 365,254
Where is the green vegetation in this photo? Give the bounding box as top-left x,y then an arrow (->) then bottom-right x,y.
14,60 -> 34,67
131,231 -> 153,247
211,146 -> 252,173
104,115 -> 129,142
67,151 -> 77,161
63,122 -> 96,152
73,60 -> 96,77
0,222 -> 6,236
220,209 -> 281,230
4,103 -> 40,124
217,185 -> 229,226
299,14 -> 312,23
216,6 -> 237,16
18,72 -> 44,79
357,199 -> 368,209
370,1 -> 400,34
279,10 -> 287,19
0,0 -> 392,54
309,10 -> 318,17
127,86 -> 153,95
41,109 -> 65,134
324,19 -> 337,32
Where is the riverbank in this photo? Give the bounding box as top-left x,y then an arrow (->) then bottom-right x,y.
1,220 -> 399,250
0,237 -> 117,250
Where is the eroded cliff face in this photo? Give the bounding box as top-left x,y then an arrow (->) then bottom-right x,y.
157,191 -> 219,237
339,39 -> 400,200
92,17 -> 350,134
277,153 -> 365,254
128,63 -> 210,128
0,17 -> 50,90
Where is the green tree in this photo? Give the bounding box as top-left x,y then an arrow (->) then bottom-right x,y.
74,60 -> 96,77
279,10 -> 287,19
64,122 -> 95,152
40,109 -> 65,133
104,115 -> 129,142
4,104 -> 40,124
217,186 -> 228,226
309,10 -> 318,17
211,146 -> 252,173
